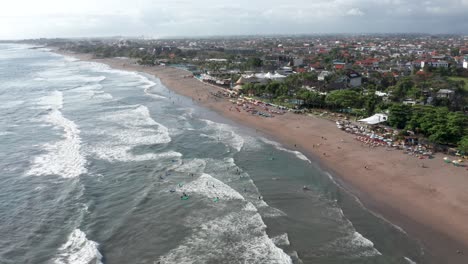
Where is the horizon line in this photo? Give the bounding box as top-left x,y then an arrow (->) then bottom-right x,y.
2,32 -> 468,41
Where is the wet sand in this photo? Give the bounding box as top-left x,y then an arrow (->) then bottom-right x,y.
56,50 -> 468,263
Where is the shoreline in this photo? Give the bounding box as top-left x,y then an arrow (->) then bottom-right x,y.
54,49 -> 468,262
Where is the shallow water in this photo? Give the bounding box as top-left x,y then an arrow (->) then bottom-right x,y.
0,44 -> 429,264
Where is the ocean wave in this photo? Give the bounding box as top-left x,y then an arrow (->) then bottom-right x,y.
36,67 -> 106,84
53,229 -> 103,264
36,90 -> 63,110
181,173 -> 245,201
63,56 -> 79,62
87,105 -> 173,162
173,158 -> 207,174
0,100 -> 24,109
260,138 -> 311,163
272,233 -> 291,247
201,119 -> 244,152
27,91 -> 87,178
404,256 -> 417,264
318,207 -> 382,258
82,60 -> 166,99
69,84 -> 113,101
137,74 -> 156,90
325,171 -> 409,236
244,202 -> 258,212
0,131 -> 14,136
136,74 -> 167,99
158,211 -> 292,264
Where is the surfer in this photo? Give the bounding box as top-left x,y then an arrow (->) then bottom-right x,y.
303,185 -> 310,191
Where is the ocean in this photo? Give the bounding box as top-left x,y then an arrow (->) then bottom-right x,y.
0,44 -> 429,264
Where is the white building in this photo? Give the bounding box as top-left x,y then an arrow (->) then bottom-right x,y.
463,56 -> 468,69
436,89 -> 454,99
318,71 -> 331,81
421,60 -> 449,68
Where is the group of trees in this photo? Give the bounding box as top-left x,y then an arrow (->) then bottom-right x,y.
385,75 -> 468,111
240,71 -> 467,150
388,104 -> 467,147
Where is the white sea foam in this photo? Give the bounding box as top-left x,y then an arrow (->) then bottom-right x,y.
81,60 -> 167,99
36,66 -> 106,84
139,75 -> 167,99
174,159 -> 207,174
69,84 -> 113,101
27,91 -> 87,178
182,173 -> 245,200
244,202 -> 258,212
261,138 -> 311,163
138,74 -> 156,89
36,90 -> 63,109
322,227 -> 382,258
0,131 -> 13,136
272,233 -> 291,247
53,229 -> 103,264
404,256 -> 417,264
0,100 -> 24,109
63,56 -> 79,62
87,105 -> 174,162
158,211 -> 292,264
201,119 -> 244,152
350,232 -> 377,249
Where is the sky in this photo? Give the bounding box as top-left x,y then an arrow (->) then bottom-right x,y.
1,0 -> 468,39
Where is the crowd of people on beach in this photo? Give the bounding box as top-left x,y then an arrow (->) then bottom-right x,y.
336,120 -> 467,168
227,96 -> 287,118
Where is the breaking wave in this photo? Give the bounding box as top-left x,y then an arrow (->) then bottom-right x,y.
27,91 -> 87,178
53,229 -> 103,264
260,138 -> 311,163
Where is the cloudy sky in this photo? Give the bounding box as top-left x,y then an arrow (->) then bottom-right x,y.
1,0 -> 468,39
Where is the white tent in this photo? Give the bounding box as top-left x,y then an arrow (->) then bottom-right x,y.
264,72 -> 273,79
271,73 -> 286,80
358,114 -> 388,125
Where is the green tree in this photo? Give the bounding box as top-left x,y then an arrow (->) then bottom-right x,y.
390,77 -> 414,101
363,91 -> 382,116
247,57 -> 263,69
388,104 -> 412,129
458,136 -> 468,153
325,90 -> 361,109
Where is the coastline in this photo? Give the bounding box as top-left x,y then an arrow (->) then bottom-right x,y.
55,50 -> 468,262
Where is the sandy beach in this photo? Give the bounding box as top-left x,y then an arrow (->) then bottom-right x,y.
58,50 -> 468,262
